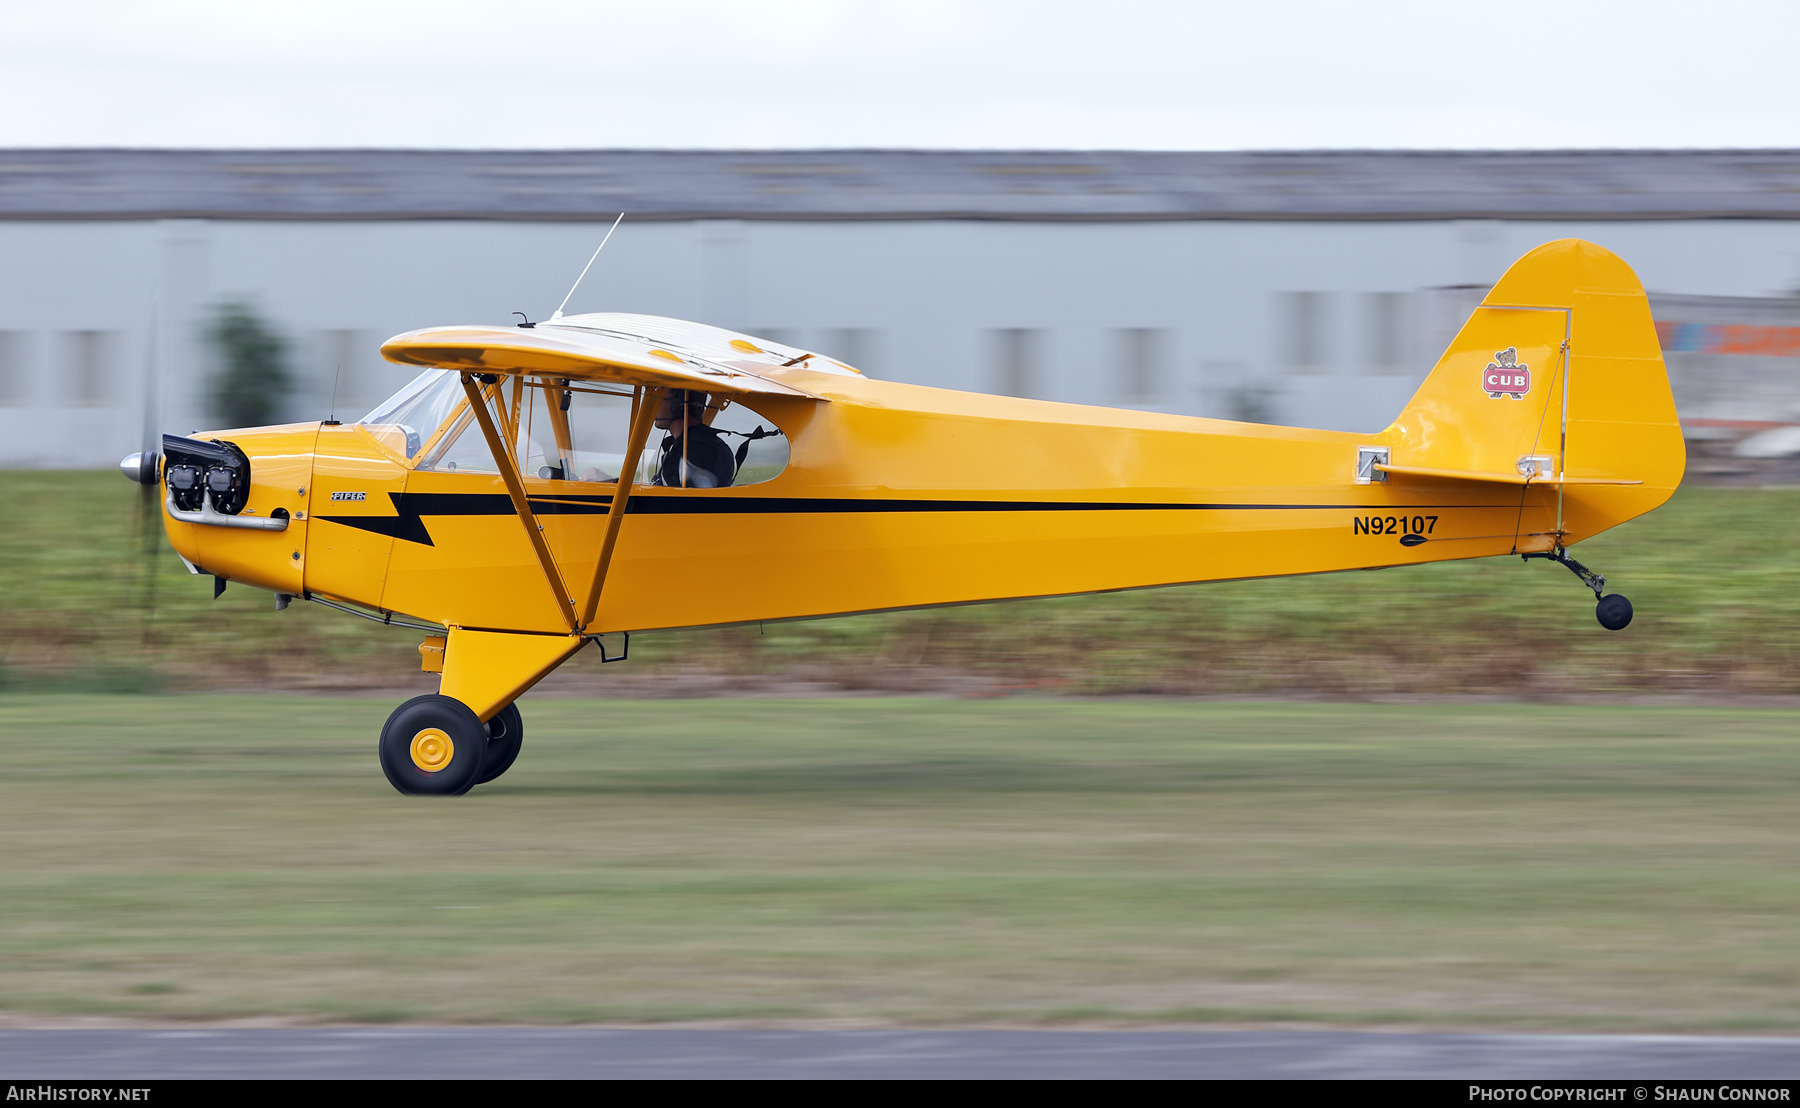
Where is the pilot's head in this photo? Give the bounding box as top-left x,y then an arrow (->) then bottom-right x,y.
654,389 -> 707,431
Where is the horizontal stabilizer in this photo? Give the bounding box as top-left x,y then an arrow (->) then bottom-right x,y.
1376,463 -> 1642,486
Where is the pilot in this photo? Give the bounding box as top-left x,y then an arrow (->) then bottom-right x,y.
653,389 -> 736,488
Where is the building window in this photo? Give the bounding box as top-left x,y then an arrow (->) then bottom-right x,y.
61,330 -> 117,407
1366,292 -> 1408,375
1279,292 -> 1327,375
1114,328 -> 1168,403
0,332 -> 26,407
822,328 -> 881,375
990,328 -> 1042,398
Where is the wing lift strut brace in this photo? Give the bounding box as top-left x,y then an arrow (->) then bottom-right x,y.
459,372 -> 663,643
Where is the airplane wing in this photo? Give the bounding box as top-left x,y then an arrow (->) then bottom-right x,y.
380,321 -> 827,400
1376,463 -> 1642,486
551,312 -> 866,379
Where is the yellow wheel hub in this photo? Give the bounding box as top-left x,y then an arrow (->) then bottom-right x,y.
410,727 -> 454,773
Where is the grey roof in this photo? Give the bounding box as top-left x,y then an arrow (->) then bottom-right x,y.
5,148 -> 1800,222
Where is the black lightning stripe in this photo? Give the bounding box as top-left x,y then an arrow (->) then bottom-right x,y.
316,491 -> 1491,547
316,492 -> 513,546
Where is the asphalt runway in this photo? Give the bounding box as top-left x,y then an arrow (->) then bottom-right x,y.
2,1029 -> 1799,1079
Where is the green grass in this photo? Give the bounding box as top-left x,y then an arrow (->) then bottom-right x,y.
1,695 -> 1799,1029
6,470 -> 1800,695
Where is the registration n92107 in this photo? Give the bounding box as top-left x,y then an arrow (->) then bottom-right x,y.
1353,514 -> 1436,537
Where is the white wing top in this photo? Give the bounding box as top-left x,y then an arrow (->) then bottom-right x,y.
381,312 -> 861,400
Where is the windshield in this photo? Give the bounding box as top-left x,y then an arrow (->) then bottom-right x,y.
358,369 -> 466,459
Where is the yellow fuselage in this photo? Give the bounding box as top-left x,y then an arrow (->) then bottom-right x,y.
170,377 -> 1653,634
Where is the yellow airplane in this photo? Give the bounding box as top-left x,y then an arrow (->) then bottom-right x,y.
122,238 -> 1683,795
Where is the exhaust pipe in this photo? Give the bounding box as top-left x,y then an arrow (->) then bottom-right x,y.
164,490 -> 289,531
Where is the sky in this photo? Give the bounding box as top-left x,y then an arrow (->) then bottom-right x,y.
1,0 -> 1796,150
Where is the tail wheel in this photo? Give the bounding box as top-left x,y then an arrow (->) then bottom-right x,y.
378,694 -> 487,796
1596,594 -> 1633,631
475,702 -> 524,785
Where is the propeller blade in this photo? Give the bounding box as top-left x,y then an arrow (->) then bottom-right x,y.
137,293 -> 163,642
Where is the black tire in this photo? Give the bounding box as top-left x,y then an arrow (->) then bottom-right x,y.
1596,593 -> 1633,631
378,694 -> 488,796
475,702 -> 524,785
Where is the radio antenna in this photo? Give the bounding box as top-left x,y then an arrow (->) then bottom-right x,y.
551,212 -> 624,321
327,363 -> 342,425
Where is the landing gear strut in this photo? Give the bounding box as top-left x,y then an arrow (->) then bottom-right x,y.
1522,548 -> 1633,631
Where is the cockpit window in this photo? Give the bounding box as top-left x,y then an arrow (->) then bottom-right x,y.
358,369 -> 465,459
669,392 -> 788,486
521,382 -> 644,482
413,377 -> 788,487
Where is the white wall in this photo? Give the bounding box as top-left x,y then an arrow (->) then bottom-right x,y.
2,215 -> 1797,467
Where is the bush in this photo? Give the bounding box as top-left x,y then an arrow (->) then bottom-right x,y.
208,301 -> 291,428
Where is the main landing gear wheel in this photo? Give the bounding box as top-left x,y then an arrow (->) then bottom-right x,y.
1596,594 -> 1634,631
475,702 -> 524,785
378,694 -> 487,796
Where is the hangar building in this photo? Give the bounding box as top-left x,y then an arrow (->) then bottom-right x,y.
1,148 -> 1798,467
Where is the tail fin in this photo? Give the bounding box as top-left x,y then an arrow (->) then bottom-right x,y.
1380,239 -> 1685,550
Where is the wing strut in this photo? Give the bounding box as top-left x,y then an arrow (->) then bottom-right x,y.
579,386 -> 662,630
459,372 -> 580,632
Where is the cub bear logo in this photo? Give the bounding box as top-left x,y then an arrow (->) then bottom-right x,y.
1483,348 -> 1530,400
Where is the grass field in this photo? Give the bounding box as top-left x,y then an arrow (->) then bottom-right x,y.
2,695 -> 1798,1030
7,471 -> 1800,696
